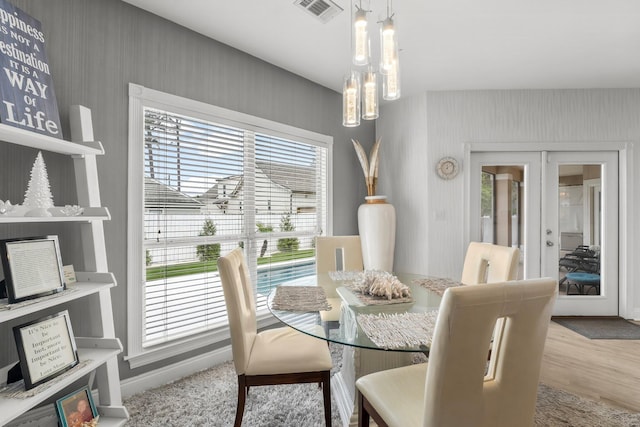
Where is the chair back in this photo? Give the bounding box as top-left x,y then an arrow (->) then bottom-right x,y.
218,247 -> 257,375
423,278 -> 557,427
315,236 -> 364,273
461,242 -> 520,285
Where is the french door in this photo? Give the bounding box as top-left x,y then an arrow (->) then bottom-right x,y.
469,150 -> 619,316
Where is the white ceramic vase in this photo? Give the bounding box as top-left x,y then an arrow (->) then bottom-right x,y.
357,195 -> 396,272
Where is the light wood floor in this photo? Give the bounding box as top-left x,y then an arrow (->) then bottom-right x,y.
540,320 -> 640,412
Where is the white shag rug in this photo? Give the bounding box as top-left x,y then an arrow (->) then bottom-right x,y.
123,344 -> 640,427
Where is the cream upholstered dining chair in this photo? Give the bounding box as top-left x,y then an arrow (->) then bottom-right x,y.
356,278 -> 557,427
218,247 -> 333,427
461,242 -> 521,362
461,242 -> 520,285
315,235 -> 364,273
315,236 -> 364,325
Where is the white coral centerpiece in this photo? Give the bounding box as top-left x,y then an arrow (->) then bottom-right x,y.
352,270 -> 411,300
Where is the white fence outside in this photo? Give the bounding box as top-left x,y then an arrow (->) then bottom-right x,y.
145,212 -> 318,265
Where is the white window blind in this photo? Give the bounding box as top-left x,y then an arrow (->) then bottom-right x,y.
140,105 -> 329,348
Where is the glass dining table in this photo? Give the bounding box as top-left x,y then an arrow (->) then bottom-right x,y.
267,271 -> 444,353
267,271 -> 451,427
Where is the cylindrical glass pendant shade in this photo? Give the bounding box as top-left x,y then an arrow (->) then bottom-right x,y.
352,8 -> 369,66
383,60 -> 400,100
362,69 -> 378,120
380,17 -> 398,74
343,71 -> 361,127
340,0 -> 400,126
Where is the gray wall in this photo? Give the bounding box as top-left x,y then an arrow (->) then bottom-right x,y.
13,0 -> 636,384
377,89 -> 640,315
4,0 -> 374,379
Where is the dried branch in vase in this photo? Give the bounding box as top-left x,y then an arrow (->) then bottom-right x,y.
352,138 -> 381,197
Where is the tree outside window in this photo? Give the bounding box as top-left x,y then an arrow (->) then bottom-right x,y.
277,213 -> 299,252
196,219 -> 221,262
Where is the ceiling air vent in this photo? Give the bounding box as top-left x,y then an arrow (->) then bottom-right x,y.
294,0 -> 343,23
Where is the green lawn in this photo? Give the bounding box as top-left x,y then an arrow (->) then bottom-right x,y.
146,249 -> 315,281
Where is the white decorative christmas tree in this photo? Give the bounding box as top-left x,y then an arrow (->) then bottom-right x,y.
23,151 -> 54,217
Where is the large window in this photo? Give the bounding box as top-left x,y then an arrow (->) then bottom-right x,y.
127,84 -> 332,367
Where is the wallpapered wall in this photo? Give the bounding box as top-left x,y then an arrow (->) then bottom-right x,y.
1,0 -> 374,379
376,89 -> 640,317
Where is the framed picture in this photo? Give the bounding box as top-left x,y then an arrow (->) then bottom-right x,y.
13,310 -> 79,389
0,235 -> 66,303
55,386 -> 98,427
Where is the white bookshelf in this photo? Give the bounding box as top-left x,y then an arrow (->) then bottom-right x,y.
0,107 -> 127,426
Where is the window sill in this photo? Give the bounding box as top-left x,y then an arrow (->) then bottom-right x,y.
125,311 -> 280,369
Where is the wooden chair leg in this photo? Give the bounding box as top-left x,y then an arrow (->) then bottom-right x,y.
322,371 -> 332,427
358,391 -> 370,427
359,392 -> 389,427
235,375 -> 247,427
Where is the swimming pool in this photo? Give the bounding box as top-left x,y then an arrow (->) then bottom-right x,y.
256,259 -> 316,296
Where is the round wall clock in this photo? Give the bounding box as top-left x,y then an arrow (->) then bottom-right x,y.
436,157 -> 459,180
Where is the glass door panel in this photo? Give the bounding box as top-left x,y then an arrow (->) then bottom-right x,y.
470,150 -> 618,316
544,151 -> 618,316
469,152 -> 541,280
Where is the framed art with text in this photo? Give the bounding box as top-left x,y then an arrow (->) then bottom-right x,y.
13,310 -> 79,390
0,0 -> 63,138
0,235 -> 66,303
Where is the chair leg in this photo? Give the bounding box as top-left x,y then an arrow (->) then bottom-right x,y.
322,371 -> 332,427
358,391 -> 370,427
359,392 -> 389,427
235,375 -> 247,427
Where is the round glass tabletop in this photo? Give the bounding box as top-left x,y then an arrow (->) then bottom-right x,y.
267,272 -> 444,353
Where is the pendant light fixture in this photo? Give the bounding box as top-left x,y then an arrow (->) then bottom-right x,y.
362,68 -> 379,119
343,70 -> 361,127
342,0 -> 400,127
352,4 -> 370,66
382,58 -> 400,100
379,4 -> 398,74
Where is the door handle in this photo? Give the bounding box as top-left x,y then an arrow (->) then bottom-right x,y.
546,240 -> 554,247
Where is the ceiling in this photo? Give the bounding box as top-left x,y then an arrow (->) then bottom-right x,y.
122,0 -> 640,99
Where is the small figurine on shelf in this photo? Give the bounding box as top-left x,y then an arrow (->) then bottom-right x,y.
62,205 -> 84,216
0,199 -> 14,215
23,151 -> 54,217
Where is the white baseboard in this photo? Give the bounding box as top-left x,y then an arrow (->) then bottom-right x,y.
120,345 -> 233,398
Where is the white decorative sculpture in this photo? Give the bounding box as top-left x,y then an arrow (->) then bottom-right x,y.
352,270 -> 410,300
0,200 -> 14,215
23,151 -> 54,217
61,204 -> 84,216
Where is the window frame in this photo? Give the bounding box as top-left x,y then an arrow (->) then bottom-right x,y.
126,83 -> 333,368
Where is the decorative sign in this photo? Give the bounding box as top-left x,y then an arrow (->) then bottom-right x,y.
13,310 -> 79,389
0,0 -> 62,138
63,264 -> 77,285
0,235 -> 66,303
